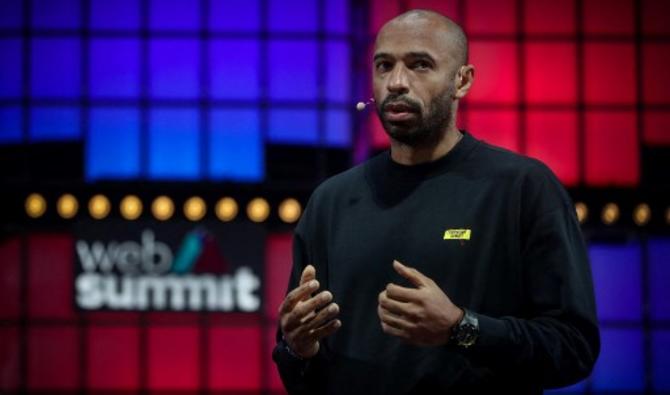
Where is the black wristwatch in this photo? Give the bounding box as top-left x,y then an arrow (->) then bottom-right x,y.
449,308 -> 479,348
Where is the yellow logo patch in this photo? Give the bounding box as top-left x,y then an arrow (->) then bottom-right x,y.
443,229 -> 471,240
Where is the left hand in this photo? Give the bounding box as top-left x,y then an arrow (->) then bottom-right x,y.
377,260 -> 464,346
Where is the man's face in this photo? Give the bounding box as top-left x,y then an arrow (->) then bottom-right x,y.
373,18 -> 459,146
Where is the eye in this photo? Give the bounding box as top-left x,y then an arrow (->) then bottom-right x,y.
375,61 -> 392,73
412,60 -> 432,70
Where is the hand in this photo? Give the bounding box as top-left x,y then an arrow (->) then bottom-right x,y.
377,260 -> 463,346
278,265 -> 342,359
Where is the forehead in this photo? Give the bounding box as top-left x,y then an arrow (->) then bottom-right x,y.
374,18 -> 452,60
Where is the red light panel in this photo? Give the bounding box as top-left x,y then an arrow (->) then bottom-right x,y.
642,0 -> 670,35
28,326 -> 79,390
408,0 -> 461,23
0,327 -> 20,391
585,111 -> 639,186
87,326 -> 140,390
583,0 -> 634,35
0,237 -> 20,319
208,326 -> 262,390
148,326 -> 200,390
525,42 -> 577,104
468,41 -> 519,104
370,0 -> 401,33
28,234 -> 75,319
644,112 -> 670,145
643,44 -> 670,105
468,109 -> 520,152
265,233 -> 293,321
524,0 -> 576,34
526,110 -> 579,186
465,0 -> 517,34
584,43 -> 636,105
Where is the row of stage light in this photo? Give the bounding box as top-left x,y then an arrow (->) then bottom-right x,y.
24,193 -> 302,224
23,193 -> 669,227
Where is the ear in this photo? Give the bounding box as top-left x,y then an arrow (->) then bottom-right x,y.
453,65 -> 475,99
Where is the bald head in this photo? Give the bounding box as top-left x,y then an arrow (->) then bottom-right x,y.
378,9 -> 468,67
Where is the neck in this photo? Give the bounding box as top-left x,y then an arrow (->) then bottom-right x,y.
390,123 -> 462,166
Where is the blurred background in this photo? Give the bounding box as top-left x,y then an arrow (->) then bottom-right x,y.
0,0 -> 669,393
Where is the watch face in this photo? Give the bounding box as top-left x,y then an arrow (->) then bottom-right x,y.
450,310 -> 479,348
455,322 -> 478,348
458,324 -> 477,347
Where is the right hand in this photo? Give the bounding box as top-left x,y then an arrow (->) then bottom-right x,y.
278,265 -> 341,359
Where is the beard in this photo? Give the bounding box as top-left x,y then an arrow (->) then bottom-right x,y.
377,88 -> 454,147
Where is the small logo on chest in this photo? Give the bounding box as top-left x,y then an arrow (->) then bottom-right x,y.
443,229 -> 471,240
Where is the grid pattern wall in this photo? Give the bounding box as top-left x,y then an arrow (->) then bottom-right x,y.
0,0 -> 353,182
1,234 -> 669,392
365,0 -> 670,187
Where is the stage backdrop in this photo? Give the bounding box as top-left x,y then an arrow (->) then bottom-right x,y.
1,0 -> 669,394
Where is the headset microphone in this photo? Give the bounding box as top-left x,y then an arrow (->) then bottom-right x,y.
356,98 -> 375,111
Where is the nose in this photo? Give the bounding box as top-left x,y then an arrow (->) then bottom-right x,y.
387,65 -> 409,95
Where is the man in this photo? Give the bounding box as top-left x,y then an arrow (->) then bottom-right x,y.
273,9 -> 599,395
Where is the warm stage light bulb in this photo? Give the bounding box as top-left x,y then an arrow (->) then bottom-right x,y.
247,198 -> 270,223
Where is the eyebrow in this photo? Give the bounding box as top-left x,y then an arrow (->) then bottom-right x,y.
373,51 -> 437,63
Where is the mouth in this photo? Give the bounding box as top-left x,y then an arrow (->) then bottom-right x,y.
383,102 -> 419,122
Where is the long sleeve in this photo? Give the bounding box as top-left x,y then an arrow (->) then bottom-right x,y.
272,230 -> 329,394
465,167 -> 600,388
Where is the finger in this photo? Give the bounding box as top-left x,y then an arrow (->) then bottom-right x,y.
283,292 -> 333,333
308,318 -> 342,341
300,265 -> 316,286
385,282 -> 420,303
378,304 -> 413,331
393,260 -> 426,288
304,302 -> 340,331
378,290 -> 413,317
381,321 -> 409,339
292,291 -> 333,322
279,279 -> 319,315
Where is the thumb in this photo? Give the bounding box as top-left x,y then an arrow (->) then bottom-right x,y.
300,265 -> 316,285
393,260 -> 426,288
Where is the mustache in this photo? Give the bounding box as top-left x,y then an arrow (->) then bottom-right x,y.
381,95 -> 421,112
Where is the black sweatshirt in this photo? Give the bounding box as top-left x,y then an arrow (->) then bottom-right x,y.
273,132 -> 600,395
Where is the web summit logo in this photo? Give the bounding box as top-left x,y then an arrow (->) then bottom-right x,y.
75,228 -> 261,312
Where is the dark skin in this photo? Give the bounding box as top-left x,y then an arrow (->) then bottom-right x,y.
279,11 -> 475,358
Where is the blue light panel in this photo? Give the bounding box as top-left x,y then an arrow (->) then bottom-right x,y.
90,0 -> 140,30
649,237 -> 670,322
209,0 -> 259,32
30,106 -> 80,141
149,108 -> 199,179
589,243 -> 642,322
90,39 -> 140,98
31,38 -> 80,98
591,328 -> 644,391
0,0 -> 22,28
210,108 -> 263,181
87,108 -> 140,180
0,107 -> 22,144
149,39 -> 200,99
653,330 -> 670,391
325,0 -> 349,34
269,40 -> 317,100
209,40 -> 259,100
149,0 -> 199,31
0,39 -> 21,98
269,0 -> 316,32
544,380 -> 586,394
31,0 -> 79,29
325,109 -> 351,147
269,109 -> 318,145
326,41 -> 351,103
